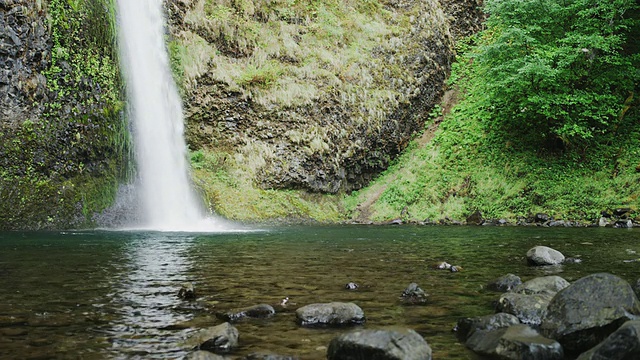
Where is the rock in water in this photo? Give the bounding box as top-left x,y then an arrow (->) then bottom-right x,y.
486,274 -> 522,292
465,324 -> 562,359
400,283 -> 429,304
327,329 -> 432,360
526,246 -> 565,266
540,273 -> 640,355
496,292 -> 554,326
190,322 -> 239,354
577,320 -> 640,360
295,302 -> 365,326
178,282 -> 196,300
217,304 -> 276,322
511,276 -> 570,296
454,313 -> 521,341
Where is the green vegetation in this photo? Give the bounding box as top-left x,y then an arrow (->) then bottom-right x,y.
0,0 -> 127,229
189,149 -> 343,222
346,0 -> 640,223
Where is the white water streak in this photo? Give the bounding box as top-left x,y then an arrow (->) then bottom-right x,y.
116,0 -> 226,231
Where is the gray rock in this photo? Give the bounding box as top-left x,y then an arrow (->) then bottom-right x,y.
486,273 -> 522,292
466,324 -> 562,359
178,282 -> 196,300
534,213 -> 550,223
191,322 -> 239,354
496,292 -> 554,326
217,304 -> 276,322
540,273 -> 640,355
454,313 -> 520,341
495,324 -> 564,360
615,219 -> 633,228
400,283 -> 429,304
241,353 -> 299,360
327,329 -> 432,360
185,351 -> 229,360
577,320 -> 640,360
512,276 -> 570,296
526,246 -> 565,266
296,302 -> 365,326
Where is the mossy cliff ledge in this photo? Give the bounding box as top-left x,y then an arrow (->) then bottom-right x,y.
168,0 -> 458,196
0,0 -> 126,230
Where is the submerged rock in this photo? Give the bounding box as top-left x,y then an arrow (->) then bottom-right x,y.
216,304 -> 276,322
526,246 -> 565,266
540,273 -> 640,355
465,324 -> 562,359
454,313 -> 521,341
296,302 -> 365,326
486,274 -> 522,292
191,322 -> 239,354
327,329 -> 432,360
178,282 -> 196,300
400,283 -> 429,304
496,292 -> 554,326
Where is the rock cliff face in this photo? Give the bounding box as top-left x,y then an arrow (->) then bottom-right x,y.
0,0 -> 48,124
0,0 -> 126,230
167,0 -> 482,193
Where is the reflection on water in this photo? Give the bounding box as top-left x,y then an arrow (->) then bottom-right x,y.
105,233 -> 197,358
1,227 -> 640,359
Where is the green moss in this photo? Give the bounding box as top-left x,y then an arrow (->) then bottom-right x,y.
0,0 -> 128,230
345,35 -> 640,223
190,149 -> 344,222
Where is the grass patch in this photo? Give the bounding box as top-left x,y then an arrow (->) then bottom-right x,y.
190,148 -> 344,222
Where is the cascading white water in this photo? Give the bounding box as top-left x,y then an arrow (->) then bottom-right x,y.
116,0 -> 219,231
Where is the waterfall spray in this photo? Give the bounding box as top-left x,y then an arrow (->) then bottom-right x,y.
116,0 -> 221,231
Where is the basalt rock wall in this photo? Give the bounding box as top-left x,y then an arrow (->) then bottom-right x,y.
168,0 -> 484,193
0,0 -> 126,230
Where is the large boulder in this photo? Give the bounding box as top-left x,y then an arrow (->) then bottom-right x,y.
454,313 -> 520,341
540,273 -> 640,355
512,276 -> 570,296
190,322 -> 239,354
327,329 -> 432,360
496,292 -> 554,326
465,324 -> 562,359
526,246 -> 565,266
577,320 -> 640,360
216,304 -> 276,322
296,302 -> 365,326
486,274 -> 522,292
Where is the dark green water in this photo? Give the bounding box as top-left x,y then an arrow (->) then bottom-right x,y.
1,226 -> 640,359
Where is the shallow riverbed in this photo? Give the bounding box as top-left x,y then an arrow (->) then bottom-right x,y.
1,225 -> 639,359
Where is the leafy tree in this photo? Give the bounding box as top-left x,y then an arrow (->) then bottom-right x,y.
476,0 -> 639,151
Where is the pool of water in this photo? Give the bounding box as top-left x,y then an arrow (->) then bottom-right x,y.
1,225 -> 639,359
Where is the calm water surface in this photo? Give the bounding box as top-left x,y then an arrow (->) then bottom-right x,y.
1,226 -> 639,359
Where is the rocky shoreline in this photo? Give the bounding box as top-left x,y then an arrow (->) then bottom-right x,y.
175,242 -> 640,360
353,208 -> 639,229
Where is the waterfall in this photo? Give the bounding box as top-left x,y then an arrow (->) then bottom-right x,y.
115,0 -> 222,231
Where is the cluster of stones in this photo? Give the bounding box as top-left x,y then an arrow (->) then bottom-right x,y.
383,208 -> 638,228
456,245 -> 640,359
180,282 -> 434,359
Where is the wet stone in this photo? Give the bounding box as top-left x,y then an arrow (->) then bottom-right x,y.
400,283 -> 429,304
216,304 -> 276,322
296,302 -> 365,327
